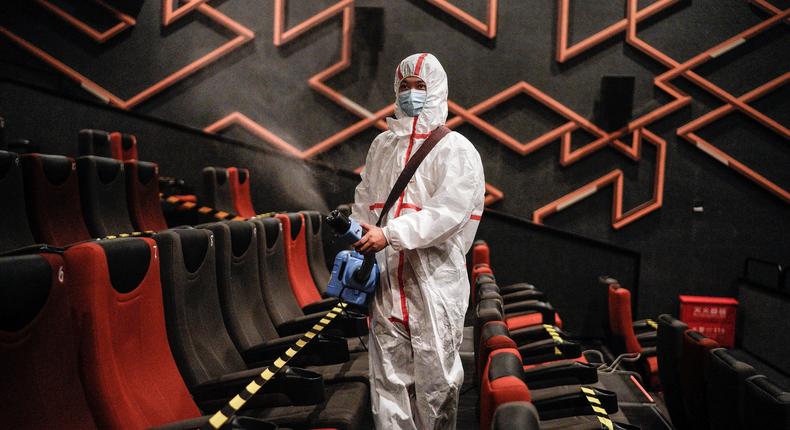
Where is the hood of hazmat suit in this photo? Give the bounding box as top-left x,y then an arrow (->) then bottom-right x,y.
351,53 -> 486,429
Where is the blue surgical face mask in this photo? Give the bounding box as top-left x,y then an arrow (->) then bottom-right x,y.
397,89 -> 427,117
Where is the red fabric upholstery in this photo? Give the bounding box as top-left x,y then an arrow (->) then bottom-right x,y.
472,241 -> 490,268
124,160 -> 168,232
608,284 -> 643,354
21,153 -> 91,246
227,167 -> 256,218
64,239 -> 200,429
110,132 -> 138,161
0,254 -> 98,429
479,348 -> 530,430
505,312 -> 563,330
275,213 -> 323,308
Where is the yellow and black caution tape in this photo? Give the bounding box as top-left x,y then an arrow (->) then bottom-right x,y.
162,195 -> 245,221
202,301 -> 349,430
543,324 -> 564,356
99,230 -> 155,240
580,386 -> 614,430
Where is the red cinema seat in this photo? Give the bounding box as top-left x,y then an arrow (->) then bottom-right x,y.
202,167 -> 234,214
77,156 -> 135,237
227,167 -> 256,218
124,160 -> 168,231
21,153 -> 91,246
472,240 -> 490,268
110,132 -> 138,161
276,213 -> 338,313
607,283 -> 658,388
0,253 -> 98,429
64,238 -> 201,429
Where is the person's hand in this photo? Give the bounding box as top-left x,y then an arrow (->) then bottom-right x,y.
354,224 -> 388,253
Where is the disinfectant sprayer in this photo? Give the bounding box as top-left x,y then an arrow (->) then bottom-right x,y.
325,210 -> 380,307
322,126 -> 451,308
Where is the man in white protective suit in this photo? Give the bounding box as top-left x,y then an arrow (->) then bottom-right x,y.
350,53 -> 486,429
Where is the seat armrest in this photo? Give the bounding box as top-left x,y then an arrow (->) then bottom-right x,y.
640,346 -> 656,357
532,387 -> 618,421
522,361 -> 599,389
501,289 -> 546,304
242,334 -> 350,367
499,283 -> 537,295
277,309 -> 368,338
509,325 -> 568,345
636,330 -> 657,348
301,297 -> 340,314
504,300 -> 556,323
518,338 -> 582,365
632,319 -> 658,334
150,416 -> 278,430
191,366 -> 325,411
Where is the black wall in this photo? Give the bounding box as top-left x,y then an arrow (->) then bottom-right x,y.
1,0 -> 788,318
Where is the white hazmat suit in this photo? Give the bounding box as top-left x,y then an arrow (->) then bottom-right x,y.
351,53 -> 485,429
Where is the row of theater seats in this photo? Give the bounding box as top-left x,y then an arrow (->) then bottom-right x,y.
470,241 -> 641,429
203,166 -> 257,219
1,129 -> 168,253
0,211 -> 373,429
470,240 -> 790,429
656,315 -> 790,430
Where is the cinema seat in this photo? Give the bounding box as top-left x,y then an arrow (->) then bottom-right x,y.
203,167 -> 235,214
476,320 -> 592,385
78,129 -> 116,158
679,330 -> 719,430
479,348 -> 619,430
743,375 -> 790,430
21,153 -> 91,246
0,151 -> 35,252
491,401 -> 639,430
606,282 -> 658,388
253,217 -> 368,344
472,239 -> 490,267
155,229 -> 371,429
124,160 -> 168,231
199,220 -> 368,382
705,348 -> 756,430
492,402 -> 540,430
110,131 -> 138,160
656,314 -> 689,429
276,213 -> 339,313
0,253 -> 98,429
227,167 -> 256,218
64,239 -> 205,428
63,238 -> 296,430
300,210 -> 331,296
77,156 -> 135,237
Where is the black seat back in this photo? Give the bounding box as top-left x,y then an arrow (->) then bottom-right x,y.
705,348 -> 756,430
251,217 -> 307,328
200,221 -> 281,353
0,151 -> 35,252
657,314 -> 689,429
77,155 -> 134,237
744,375 -> 790,430
300,210 -> 330,295
155,228 -> 248,389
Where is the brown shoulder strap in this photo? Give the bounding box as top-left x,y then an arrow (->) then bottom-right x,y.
376,125 -> 451,227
